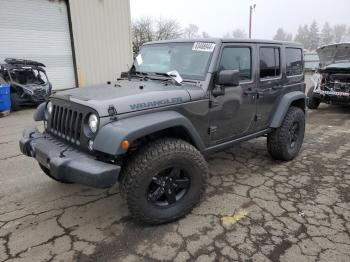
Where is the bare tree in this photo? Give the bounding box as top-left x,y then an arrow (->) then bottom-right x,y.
154,17 -> 182,41
232,29 -> 247,38
183,24 -> 200,39
333,24 -> 347,43
273,28 -> 293,41
223,29 -> 247,39
201,31 -> 210,38
320,22 -> 334,46
132,17 -> 154,54
132,17 -> 182,54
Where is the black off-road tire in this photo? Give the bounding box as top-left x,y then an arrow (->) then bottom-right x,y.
267,106 -> 305,161
120,138 -> 208,225
10,93 -> 21,111
307,86 -> 320,110
39,164 -> 73,184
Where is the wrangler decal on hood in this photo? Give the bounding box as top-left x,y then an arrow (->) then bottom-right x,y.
129,97 -> 183,110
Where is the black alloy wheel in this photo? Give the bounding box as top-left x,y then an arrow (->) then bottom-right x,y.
147,167 -> 191,207
289,122 -> 300,149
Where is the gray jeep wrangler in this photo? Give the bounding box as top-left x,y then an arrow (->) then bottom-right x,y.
20,39 -> 306,224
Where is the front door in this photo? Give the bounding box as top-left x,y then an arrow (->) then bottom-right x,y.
208,44 -> 257,143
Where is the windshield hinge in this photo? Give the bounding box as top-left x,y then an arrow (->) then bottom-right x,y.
209,98 -> 219,108
108,105 -> 118,120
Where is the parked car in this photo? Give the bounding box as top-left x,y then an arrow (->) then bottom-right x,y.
0,58 -> 52,110
20,39 -> 306,224
307,43 -> 350,109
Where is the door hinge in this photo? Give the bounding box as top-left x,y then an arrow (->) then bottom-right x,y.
254,114 -> 262,121
208,126 -> 217,134
209,99 -> 219,108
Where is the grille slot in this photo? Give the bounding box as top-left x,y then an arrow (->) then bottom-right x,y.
49,104 -> 84,145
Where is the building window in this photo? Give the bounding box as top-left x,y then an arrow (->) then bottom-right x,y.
219,47 -> 252,81
286,48 -> 303,76
260,47 -> 280,79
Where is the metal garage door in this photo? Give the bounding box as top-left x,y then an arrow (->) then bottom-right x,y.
0,0 -> 76,90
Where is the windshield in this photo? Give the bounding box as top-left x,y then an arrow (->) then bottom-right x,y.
133,42 -> 215,80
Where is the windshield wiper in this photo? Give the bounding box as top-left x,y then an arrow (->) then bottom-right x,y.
128,71 -> 149,81
151,73 -> 181,86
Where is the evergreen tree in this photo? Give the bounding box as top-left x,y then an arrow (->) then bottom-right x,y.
309,21 -> 320,50
294,25 -> 310,49
320,22 -> 333,46
333,24 -> 347,43
273,28 -> 292,41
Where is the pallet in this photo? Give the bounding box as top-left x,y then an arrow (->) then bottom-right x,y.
0,111 -> 10,118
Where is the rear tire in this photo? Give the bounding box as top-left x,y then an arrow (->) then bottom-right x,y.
39,164 -> 73,184
120,138 -> 208,225
307,86 -> 320,110
267,106 -> 305,161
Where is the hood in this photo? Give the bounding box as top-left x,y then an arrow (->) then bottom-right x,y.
53,79 -> 205,117
317,43 -> 350,68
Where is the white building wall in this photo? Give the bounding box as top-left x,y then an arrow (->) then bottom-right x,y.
68,0 -> 133,86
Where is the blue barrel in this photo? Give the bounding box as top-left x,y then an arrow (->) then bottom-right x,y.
0,83 -> 11,112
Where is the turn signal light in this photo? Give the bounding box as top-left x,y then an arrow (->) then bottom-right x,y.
121,140 -> 130,150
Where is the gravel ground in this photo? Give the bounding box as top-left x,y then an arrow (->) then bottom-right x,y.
0,104 -> 349,262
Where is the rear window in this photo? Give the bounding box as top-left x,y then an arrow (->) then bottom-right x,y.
286,48 -> 303,76
260,47 -> 281,79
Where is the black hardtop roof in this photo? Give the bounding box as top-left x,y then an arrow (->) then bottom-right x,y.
145,38 -> 303,47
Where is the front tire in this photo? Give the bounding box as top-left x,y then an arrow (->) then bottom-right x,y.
307,86 -> 320,110
120,138 -> 208,225
267,106 -> 305,161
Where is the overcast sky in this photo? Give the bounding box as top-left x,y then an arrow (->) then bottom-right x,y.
130,0 -> 350,39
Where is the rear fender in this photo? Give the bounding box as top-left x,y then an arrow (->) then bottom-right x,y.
270,91 -> 306,128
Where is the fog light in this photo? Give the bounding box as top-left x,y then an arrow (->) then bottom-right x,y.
88,140 -> 94,151
44,120 -> 48,129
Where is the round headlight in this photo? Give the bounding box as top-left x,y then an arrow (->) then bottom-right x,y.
88,114 -> 98,133
46,101 -> 53,115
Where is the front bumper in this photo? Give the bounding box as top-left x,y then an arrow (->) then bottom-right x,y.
19,128 -> 121,188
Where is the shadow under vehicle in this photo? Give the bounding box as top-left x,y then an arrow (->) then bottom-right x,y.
0,58 -> 52,110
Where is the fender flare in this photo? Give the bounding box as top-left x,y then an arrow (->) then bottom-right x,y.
270,91 -> 306,128
93,111 -> 206,155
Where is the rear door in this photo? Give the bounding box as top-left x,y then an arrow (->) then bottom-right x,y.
256,45 -> 284,130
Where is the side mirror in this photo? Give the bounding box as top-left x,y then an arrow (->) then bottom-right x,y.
217,70 -> 240,86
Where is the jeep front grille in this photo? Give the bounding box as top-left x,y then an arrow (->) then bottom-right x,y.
49,104 -> 84,145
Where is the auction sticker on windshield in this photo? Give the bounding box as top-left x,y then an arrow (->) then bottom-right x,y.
192,42 -> 216,52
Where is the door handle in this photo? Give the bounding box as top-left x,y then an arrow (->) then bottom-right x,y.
272,85 -> 283,90
244,87 -> 255,95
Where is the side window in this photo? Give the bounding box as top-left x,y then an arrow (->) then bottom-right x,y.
260,47 -> 281,79
219,47 -> 252,81
286,48 -> 303,76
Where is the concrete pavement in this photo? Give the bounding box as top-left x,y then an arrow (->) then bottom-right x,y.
0,105 -> 349,262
